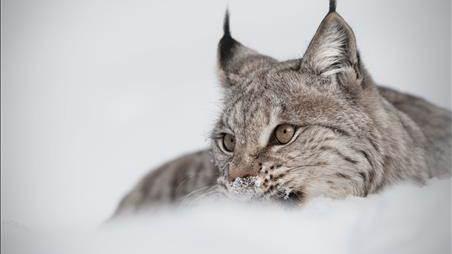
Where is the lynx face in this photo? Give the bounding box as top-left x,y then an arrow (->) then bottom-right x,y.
210,10 -> 386,203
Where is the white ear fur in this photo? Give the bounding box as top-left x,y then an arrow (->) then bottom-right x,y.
313,23 -> 348,76
302,13 -> 358,77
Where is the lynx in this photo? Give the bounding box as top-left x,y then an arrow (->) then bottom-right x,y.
114,0 -> 451,216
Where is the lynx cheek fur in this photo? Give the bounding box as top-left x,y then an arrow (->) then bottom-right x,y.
113,1 -> 451,216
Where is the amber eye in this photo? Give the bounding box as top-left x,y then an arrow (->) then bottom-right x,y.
275,124 -> 296,144
222,133 -> 236,153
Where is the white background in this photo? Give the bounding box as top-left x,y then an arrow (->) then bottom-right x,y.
1,0 -> 451,230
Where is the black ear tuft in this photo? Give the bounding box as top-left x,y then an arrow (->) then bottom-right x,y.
329,0 -> 336,13
216,10 -> 276,87
223,9 -> 231,37
218,10 -> 238,69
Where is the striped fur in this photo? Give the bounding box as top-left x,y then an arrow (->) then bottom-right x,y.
114,151 -> 218,215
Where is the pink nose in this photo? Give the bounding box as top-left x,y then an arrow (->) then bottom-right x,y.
228,166 -> 259,182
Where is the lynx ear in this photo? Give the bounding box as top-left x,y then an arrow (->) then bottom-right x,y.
302,9 -> 361,79
217,11 -> 276,87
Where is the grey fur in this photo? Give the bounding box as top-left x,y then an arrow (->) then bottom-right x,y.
113,5 -> 451,217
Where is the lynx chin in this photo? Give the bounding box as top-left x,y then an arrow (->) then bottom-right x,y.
113,0 -> 451,216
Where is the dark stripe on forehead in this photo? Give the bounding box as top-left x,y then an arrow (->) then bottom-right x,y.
223,90 -> 245,122
225,89 -> 274,139
243,87 -> 268,118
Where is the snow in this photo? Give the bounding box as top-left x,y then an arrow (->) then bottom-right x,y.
3,178 -> 451,254
228,176 -> 261,198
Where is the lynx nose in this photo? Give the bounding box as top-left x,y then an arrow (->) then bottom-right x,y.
228,165 -> 260,182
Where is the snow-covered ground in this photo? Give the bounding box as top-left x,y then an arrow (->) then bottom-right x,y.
2,0 -> 451,253
4,178 -> 451,254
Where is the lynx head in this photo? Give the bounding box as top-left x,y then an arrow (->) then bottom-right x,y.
211,1 -> 385,204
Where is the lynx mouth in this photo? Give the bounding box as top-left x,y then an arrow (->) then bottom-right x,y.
227,176 -> 262,200
225,176 -> 302,204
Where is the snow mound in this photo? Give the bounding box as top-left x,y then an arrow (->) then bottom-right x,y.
3,178 -> 451,254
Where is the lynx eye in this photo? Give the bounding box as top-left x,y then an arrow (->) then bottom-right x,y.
275,124 -> 296,144
222,133 -> 236,153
